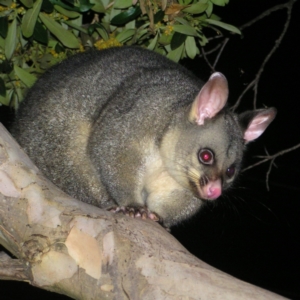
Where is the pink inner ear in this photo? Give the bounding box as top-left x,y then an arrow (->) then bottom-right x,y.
244,113 -> 275,142
194,72 -> 228,125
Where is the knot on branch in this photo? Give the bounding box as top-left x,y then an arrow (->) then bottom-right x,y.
22,234 -> 50,263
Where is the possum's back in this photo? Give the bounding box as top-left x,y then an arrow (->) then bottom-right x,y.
10,47 -> 198,207
15,47 -> 180,123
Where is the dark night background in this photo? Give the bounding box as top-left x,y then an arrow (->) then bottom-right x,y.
0,0 -> 300,299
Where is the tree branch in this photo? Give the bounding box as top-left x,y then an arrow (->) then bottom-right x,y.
232,0 -> 296,111
0,124 -> 288,299
242,143 -> 300,190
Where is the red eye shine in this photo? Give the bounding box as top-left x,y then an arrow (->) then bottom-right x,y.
198,149 -> 214,165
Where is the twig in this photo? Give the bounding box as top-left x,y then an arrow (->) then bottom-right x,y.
198,43 -> 222,57
232,0 -> 296,111
242,143 -> 300,189
265,158 -> 276,191
239,0 -> 297,31
200,37 -> 229,72
207,35 -> 224,42
213,37 -> 229,69
243,143 -> 300,172
200,47 -> 214,72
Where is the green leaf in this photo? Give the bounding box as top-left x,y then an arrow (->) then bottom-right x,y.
55,41 -> 65,52
0,17 -> 8,38
14,65 -> 37,88
136,28 -> 148,41
0,78 -> 6,97
171,32 -> 186,50
90,0 -> 105,13
33,20 -> 48,44
111,6 -> 141,25
125,19 -> 135,29
114,0 -> 132,9
116,28 -> 135,43
96,25 -> 109,40
0,0 -> 12,6
185,36 -> 197,59
174,17 -> 191,26
5,18 -> 17,60
147,33 -> 158,50
183,2 -> 208,14
154,10 -> 164,24
88,23 -> 108,39
54,5 -> 80,18
39,13 -> 80,48
158,33 -> 172,46
0,36 -> 4,49
167,43 -> 184,62
198,33 -> 208,46
181,0 -> 193,4
0,88 -> 12,106
64,20 -> 88,34
205,1 -> 213,17
205,19 -> 241,34
41,0 -> 54,13
87,23 -> 95,35
0,59 -> 13,73
49,0 -> 93,12
101,0 -> 109,6
173,24 -> 198,37
19,0 -> 33,8
209,13 -> 221,21
210,0 -> 226,6
15,87 -> 24,104
21,0 -> 43,38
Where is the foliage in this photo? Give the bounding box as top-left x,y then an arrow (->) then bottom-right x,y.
0,0 -> 240,108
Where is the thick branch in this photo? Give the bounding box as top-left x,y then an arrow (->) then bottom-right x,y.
0,124 -> 287,299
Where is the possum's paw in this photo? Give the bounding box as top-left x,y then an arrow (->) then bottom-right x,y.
109,206 -> 160,222
109,206 -> 170,231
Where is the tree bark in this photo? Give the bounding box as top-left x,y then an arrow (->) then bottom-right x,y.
0,124 -> 287,300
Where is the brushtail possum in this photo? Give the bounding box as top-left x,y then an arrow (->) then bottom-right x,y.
10,46 -> 276,228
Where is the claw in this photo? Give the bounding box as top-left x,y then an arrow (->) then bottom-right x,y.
109,206 -> 160,222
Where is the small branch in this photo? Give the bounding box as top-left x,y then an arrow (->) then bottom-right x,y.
239,0 -> 297,31
243,143 -> 300,190
213,37 -> 229,69
0,253 -> 31,281
265,158 -> 276,191
200,47 -> 214,72
207,34 -> 224,42
199,43 -> 222,57
232,0 -> 296,111
242,143 -> 300,172
200,36 -> 229,72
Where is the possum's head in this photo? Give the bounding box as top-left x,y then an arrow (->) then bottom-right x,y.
161,72 -> 277,201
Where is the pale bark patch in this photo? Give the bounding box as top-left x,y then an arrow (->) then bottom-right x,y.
65,218 -> 103,279
0,170 -> 20,198
32,251 -> 77,286
25,187 -> 61,228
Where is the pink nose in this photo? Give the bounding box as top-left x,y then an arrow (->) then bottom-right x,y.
202,178 -> 222,200
206,185 -> 221,199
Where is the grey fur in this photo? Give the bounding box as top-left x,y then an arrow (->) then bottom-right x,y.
10,46 -> 276,227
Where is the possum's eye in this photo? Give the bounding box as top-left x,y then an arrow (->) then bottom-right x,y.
226,165 -> 235,178
198,149 -> 214,165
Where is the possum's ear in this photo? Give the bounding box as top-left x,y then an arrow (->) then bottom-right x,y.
239,108 -> 277,143
189,72 -> 228,125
